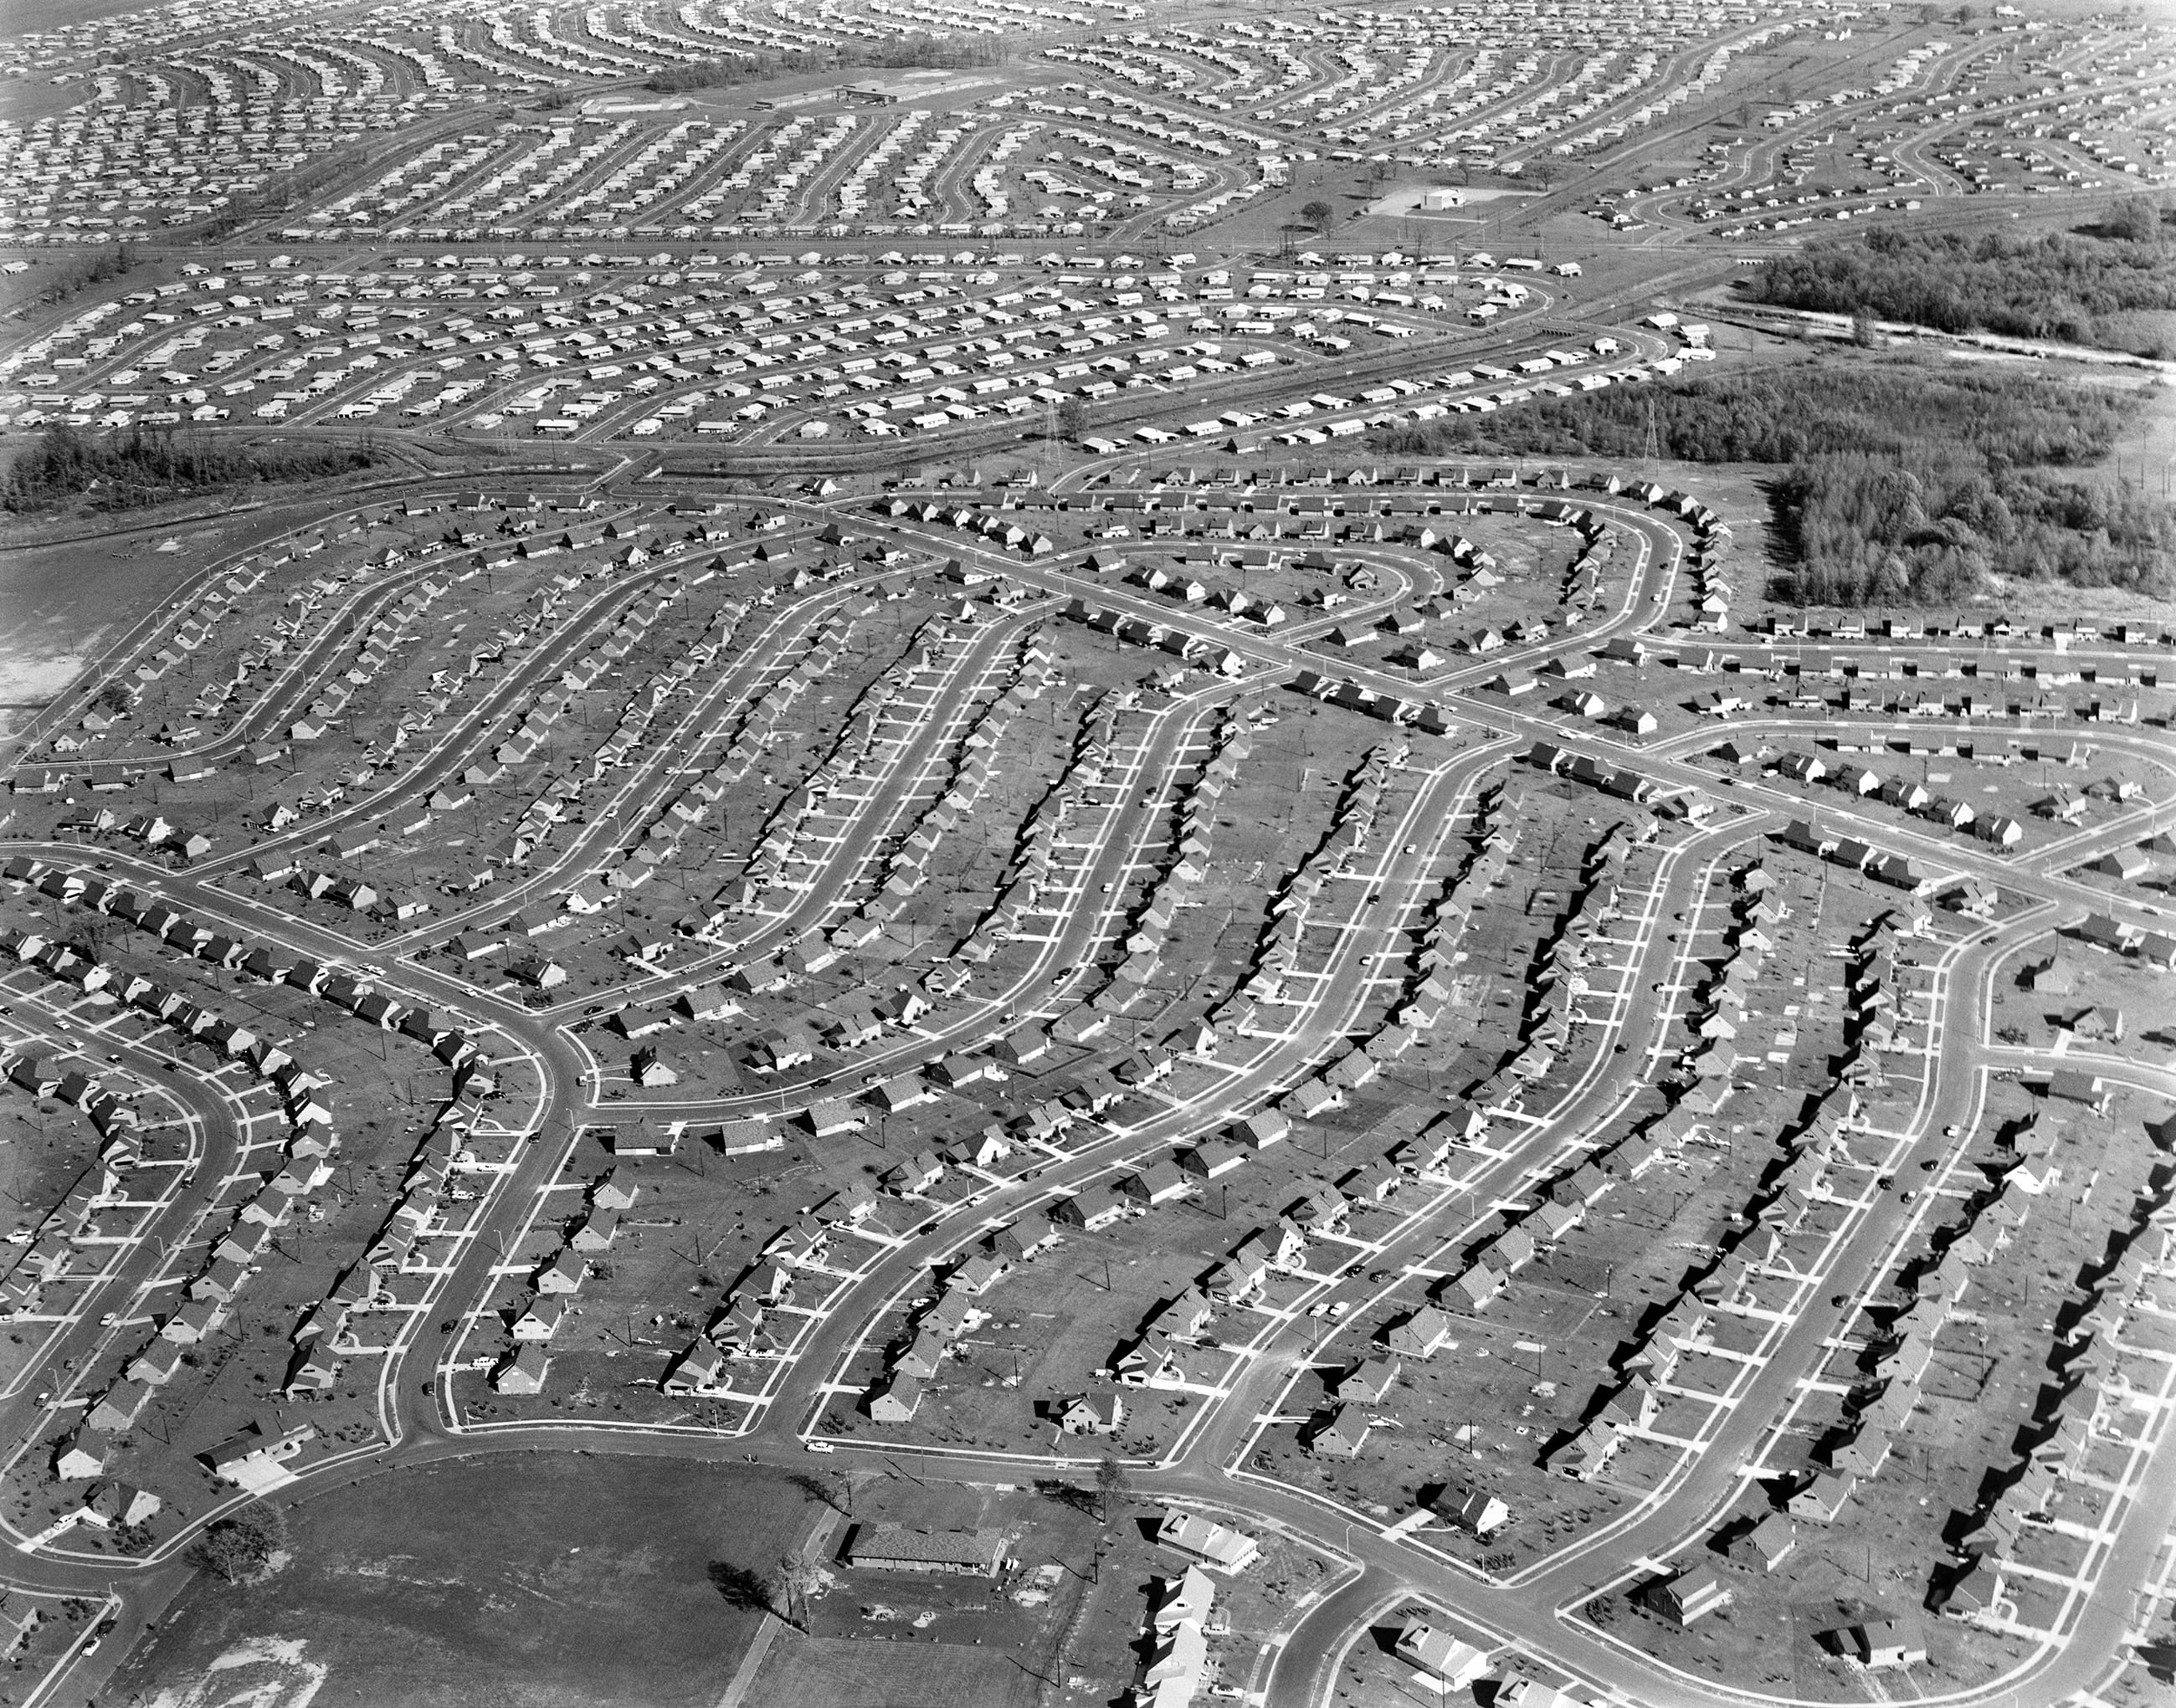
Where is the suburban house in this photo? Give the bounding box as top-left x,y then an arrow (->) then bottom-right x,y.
1393,1623 -> 1493,1691
1383,1305 -> 1455,1359
1155,1509 -> 1261,1573
1647,1562 -> 1730,1627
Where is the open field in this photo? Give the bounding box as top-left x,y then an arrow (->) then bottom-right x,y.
106,1454 -> 817,1708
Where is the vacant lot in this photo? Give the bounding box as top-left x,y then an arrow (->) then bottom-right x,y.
107,1453 -> 819,1708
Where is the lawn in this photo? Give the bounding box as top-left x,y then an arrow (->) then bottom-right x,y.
108,1452 -> 823,1708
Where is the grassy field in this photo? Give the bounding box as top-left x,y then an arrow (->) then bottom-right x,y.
108,1453 -> 822,1708
745,1634 -> 1041,1708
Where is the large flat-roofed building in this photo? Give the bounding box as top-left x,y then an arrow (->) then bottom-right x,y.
845,1524 -> 1008,1577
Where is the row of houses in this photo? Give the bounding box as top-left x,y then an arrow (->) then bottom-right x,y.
861,1202 -> 1080,1422
0,1034 -> 145,1315
11,861 -> 505,1477
1547,900 -> 1891,1483
952,685 -> 1134,972
875,496 -> 1058,557
488,1167 -> 644,1395
821,624 -> 1058,965
1074,709 -> 1248,1020
1932,1132 -> 2175,1623
1219,741 -> 1404,1018
1060,597 -> 1250,680
734,613 -> 972,915
1132,1558 -> 1219,1708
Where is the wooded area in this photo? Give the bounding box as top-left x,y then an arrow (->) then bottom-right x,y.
1747,220 -> 2176,355
1374,356 -> 2173,607
3,425 -> 373,513
646,33 -> 1007,90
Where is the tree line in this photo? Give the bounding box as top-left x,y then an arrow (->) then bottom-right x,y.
1748,218 -> 2176,356
646,32 -> 1007,92
4,424 -> 374,514
1373,354 -> 2173,607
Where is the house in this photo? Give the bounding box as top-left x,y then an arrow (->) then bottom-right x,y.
1725,1511 -> 1798,1572
1852,1617 -> 1927,1670
951,1253 -> 1008,1295
1437,1483 -> 1510,1539
492,1345 -> 551,1394
1937,1557 -> 2004,1620
2060,1005 -> 2124,1042
867,1372 -> 923,1422
1393,1623 -> 1492,1691
990,1214 -> 1060,1262
884,1149 -> 946,1196
1550,1419 -> 1622,1481
87,1380 -> 151,1434
604,1119 -> 675,1157
199,1417 -> 316,1483
661,1341 -> 727,1394
1120,1159 -> 1191,1207
1336,1357 -> 1400,1405
1139,1613 -> 1209,1704
534,1249 -> 587,1295
514,1296 -> 567,1341
1648,1562 -> 1730,1627
2045,1070 -> 2111,1115
1443,1264 -> 1503,1312
1178,1141 -> 1245,1180
1303,1405 -> 1371,1457
846,1524 -> 1008,1577
79,1480 -> 162,1531
1383,1305 -> 1455,1358
1825,1428 -> 1891,1479
1789,1470 -> 1855,1523
1151,1565 -> 1217,1635
54,1430 -> 111,1481
2022,954 -> 2079,994
1156,1509 -> 1261,1573
1052,1182 -> 1132,1231
802,1098 -> 864,1138
1053,1393 -> 1124,1435
1238,1108 -> 1291,1149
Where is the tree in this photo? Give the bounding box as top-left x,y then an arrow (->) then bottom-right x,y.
2105,195 -> 2165,244
190,1506 -> 285,1585
1528,158 -> 1558,191
1301,198 -> 1335,233
776,1550 -> 819,1630
1095,1454 -> 1131,1525
1055,395 -> 1089,440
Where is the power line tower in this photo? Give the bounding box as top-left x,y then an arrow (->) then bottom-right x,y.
1641,396 -> 1661,483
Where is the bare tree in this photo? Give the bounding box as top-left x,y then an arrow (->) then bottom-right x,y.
1095,1454 -> 1132,1526
777,1550 -> 820,1630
